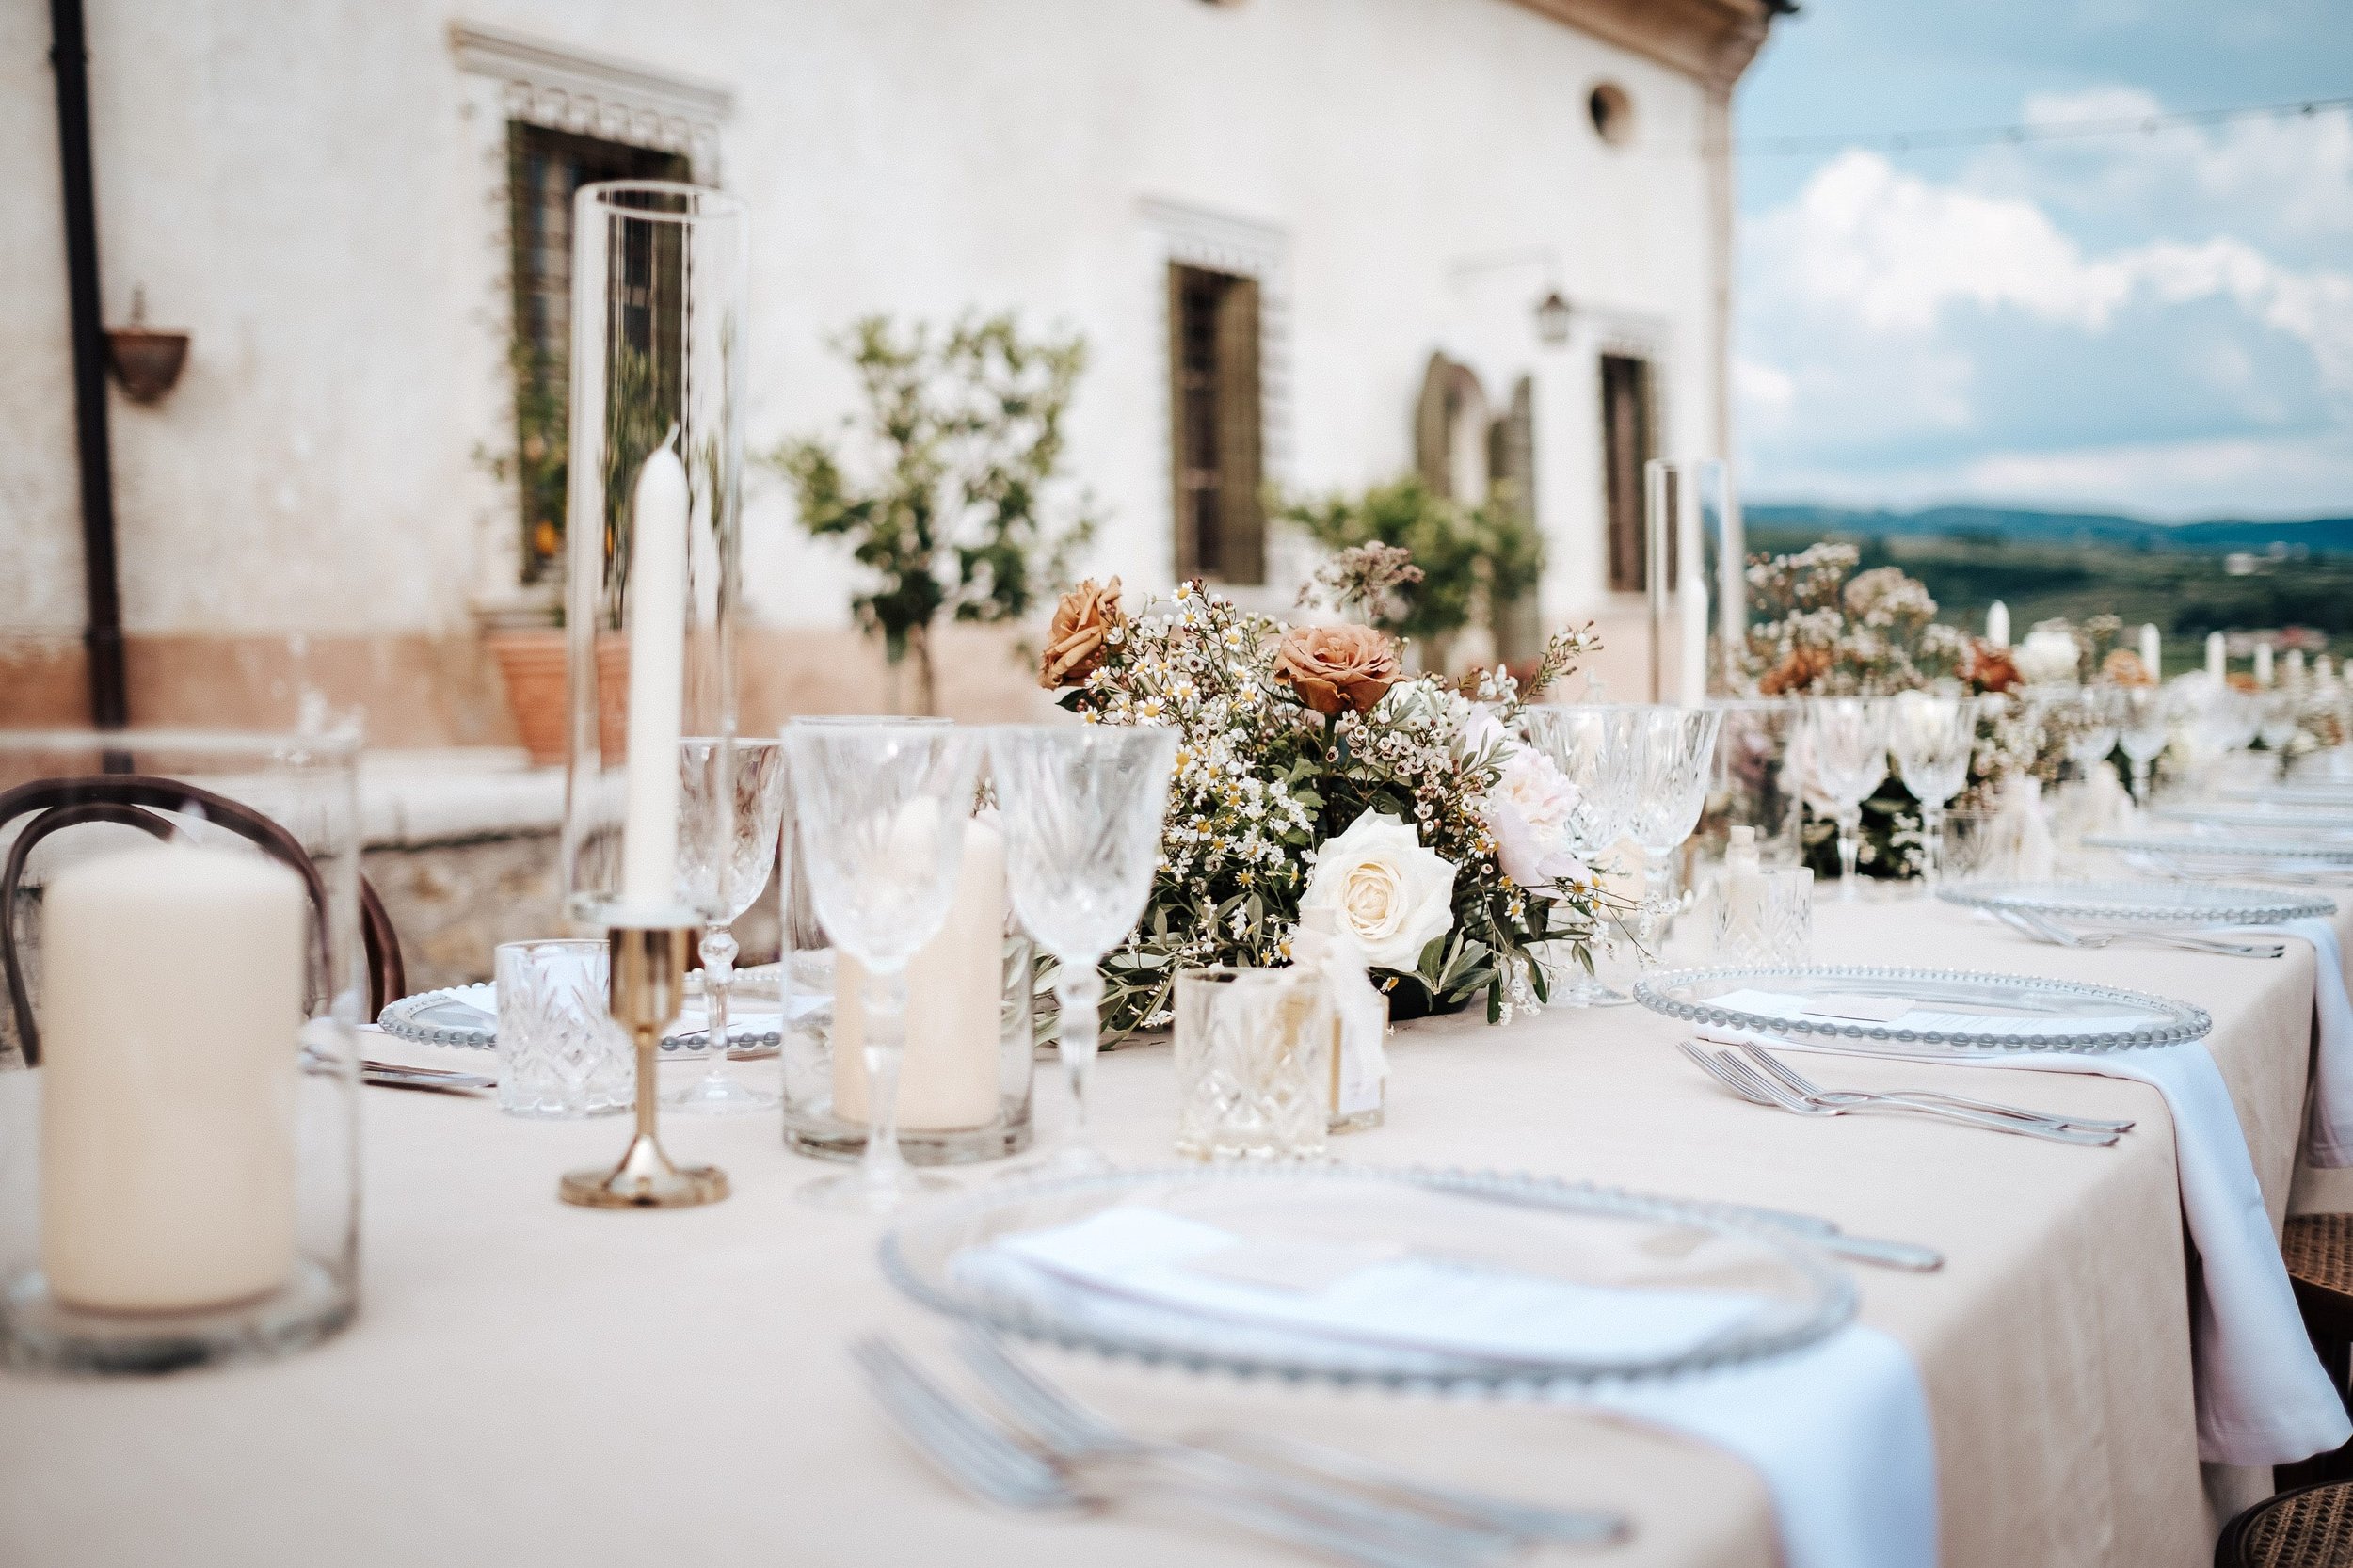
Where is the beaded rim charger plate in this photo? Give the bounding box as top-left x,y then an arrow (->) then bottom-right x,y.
1633,964 -> 2210,1053
1937,878 -> 2334,928
2087,832 -> 2353,867
376,982 -> 785,1052
878,1164 -> 1855,1390
2153,804 -> 2353,835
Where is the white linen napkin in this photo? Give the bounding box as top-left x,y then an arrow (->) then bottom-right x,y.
955,1207 -> 1938,1568
1738,1032 -> 2351,1466
2212,918 -> 2353,1166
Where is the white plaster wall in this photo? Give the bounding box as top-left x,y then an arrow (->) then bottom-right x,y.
0,0 -> 1725,643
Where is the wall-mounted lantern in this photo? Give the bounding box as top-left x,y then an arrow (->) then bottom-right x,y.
1534,288 -> 1574,346
104,288 -> 188,405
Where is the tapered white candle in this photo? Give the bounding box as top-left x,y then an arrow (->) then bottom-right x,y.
2288,648 -> 2307,685
2139,624 -> 2162,680
2207,632 -> 2227,680
1677,558 -> 1708,706
1984,601 -> 2009,649
40,844 -> 305,1312
833,816 -> 1004,1131
621,440 -> 689,909
2256,642 -> 2275,687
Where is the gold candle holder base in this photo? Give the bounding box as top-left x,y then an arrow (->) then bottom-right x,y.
560,922 -> 729,1210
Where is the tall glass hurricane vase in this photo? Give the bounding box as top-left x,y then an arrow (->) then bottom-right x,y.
1622,706 -> 1724,967
1522,705 -> 1636,1004
1888,693 -> 1975,887
986,725 -> 1179,1174
559,183 -> 745,930
667,736 -> 787,1113
1803,697 -> 1892,896
783,723 -> 984,1213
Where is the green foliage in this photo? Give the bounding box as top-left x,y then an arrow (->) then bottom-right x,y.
769,313 -> 1098,711
1276,476 -> 1544,653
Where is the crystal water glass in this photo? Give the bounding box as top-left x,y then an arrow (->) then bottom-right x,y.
1522,704 -> 1636,1003
1803,697 -> 1892,895
496,939 -> 631,1119
986,724 -> 1179,1174
1889,692 -> 1976,887
1622,705 -> 1724,967
782,722 -> 984,1213
2118,687 -> 2169,805
1173,968 -> 1331,1162
667,737 -> 789,1113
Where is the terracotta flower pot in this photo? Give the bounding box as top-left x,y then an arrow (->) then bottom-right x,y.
484,629 -> 568,765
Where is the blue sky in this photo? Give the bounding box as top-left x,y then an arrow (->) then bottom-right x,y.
1733,0 -> 2353,520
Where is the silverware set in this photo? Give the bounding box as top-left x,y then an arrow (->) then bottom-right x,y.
855,1331 -> 1626,1565
1679,1039 -> 2126,1146
1990,905 -> 2284,959
301,1048 -> 495,1095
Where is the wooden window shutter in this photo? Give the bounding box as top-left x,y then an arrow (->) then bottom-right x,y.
1215,274 -> 1264,584
1601,354 -> 1652,594
1489,376 -> 1543,661
1414,351 -> 1455,499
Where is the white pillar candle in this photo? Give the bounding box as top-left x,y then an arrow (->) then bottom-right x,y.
1677,554 -> 1708,706
2207,632 -> 2227,680
1984,600 -> 2009,649
621,440 -> 689,909
2288,648 -> 2307,685
40,843 -> 306,1312
2139,623 -> 2162,680
2256,641 -> 2275,687
833,816 -> 1004,1131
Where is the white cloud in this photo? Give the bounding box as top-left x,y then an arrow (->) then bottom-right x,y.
1734,357 -> 1795,430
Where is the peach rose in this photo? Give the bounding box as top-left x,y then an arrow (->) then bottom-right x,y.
2100,648 -> 2155,687
1274,624 -> 1401,715
1038,578 -> 1123,689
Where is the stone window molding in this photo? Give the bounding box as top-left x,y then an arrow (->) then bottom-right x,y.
449,22 -> 732,179
1141,198 -> 1293,598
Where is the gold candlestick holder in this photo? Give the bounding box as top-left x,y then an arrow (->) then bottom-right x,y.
560,923 -> 730,1209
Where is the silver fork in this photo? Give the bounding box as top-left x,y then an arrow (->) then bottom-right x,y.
1737,1045 -> 2134,1135
854,1338 -> 1481,1568
1996,906 -> 2281,959
957,1331 -> 1621,1550
1679,1042 -> 2119,1146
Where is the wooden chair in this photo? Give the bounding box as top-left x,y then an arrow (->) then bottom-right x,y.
2218,1480 -> 2353,1567
0,775 -> 405,1066
2279,1215 -> 2353,1490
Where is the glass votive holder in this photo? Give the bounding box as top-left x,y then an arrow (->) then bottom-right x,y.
1710,865 -> 1813,966
494,939 -> 631,1118
1174,967 -> 1331,1163
1941,805 -> 1999,885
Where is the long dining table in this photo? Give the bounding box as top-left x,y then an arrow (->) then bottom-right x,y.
4,880 -> 2348,1568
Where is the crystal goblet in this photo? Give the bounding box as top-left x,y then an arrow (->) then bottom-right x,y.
1522,704 -> 1636,1004
782,722 -> 984,1213
985,724 -> 1178,1175
1888,692 -> 1975,887
2117,686 -> 2169,806
1621,705 -> 1723,966
666,737 -> 789,1113
1802,696 -> 1892,896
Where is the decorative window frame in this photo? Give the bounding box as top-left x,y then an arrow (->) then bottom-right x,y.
449,22 -> 733,608
1140,198 -> 1293,603
1580,306 -> 1675,601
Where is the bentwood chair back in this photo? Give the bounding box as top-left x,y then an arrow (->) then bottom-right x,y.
0,775 -> 405,1067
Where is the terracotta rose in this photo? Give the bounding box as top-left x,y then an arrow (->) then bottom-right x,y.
1039,578 -> 1124,689
1274,624 -> 1401,715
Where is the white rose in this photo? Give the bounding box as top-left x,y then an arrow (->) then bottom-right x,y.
1300,810 -> 1458,970
2013,629 -> 2082,686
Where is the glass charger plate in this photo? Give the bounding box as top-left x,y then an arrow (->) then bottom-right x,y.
2222,783 -> 2353,808
2087,831 -> 2353,868
1632,964 -> 2209,1053
1937,878 -> 2334,927
374,984 -> 787,1052
880,1165 -> 1854,1390
2153,804 -> 2353,835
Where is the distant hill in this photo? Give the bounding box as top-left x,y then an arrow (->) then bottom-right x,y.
1746,503 -> 2353,557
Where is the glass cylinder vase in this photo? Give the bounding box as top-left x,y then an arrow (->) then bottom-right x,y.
559,181 -> 745,928
0,727 -> 364,1373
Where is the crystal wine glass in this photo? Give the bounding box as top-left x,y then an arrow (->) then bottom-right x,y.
1802,696 -> 1892,896
2117,686 -> 2169,806
985,724 -> 1178,1174
1621,705 -> 1723,966
667,737 -> 789,1113
1522,704 -> 1635,1004
1887,692 -> 1975,887
782,722 -> 984,1212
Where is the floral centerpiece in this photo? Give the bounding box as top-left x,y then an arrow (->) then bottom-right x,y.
1039,547 -> 1614,1036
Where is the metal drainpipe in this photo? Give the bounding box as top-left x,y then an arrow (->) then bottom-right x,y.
48,0 -> 129,731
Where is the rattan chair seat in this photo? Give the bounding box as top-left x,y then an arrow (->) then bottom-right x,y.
2218,1480 -> 2353,1567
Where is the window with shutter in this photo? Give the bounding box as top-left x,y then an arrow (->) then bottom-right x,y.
1168,264 -> 1265,584
1600,353 -> 1656,594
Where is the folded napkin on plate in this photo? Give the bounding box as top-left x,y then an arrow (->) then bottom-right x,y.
956,1205 -> 1936,1568
1741,1031 -> 2350,1466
